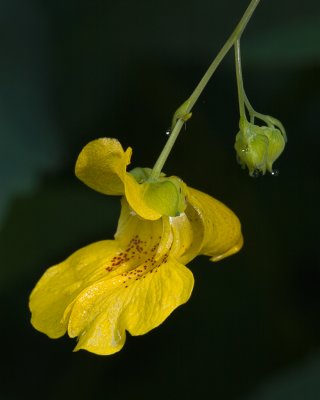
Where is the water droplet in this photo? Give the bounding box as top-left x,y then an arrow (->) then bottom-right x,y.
251,169 -> 261,178
271,169 -> 279,177
165,128 -> 171,136
241,145 -> 249,153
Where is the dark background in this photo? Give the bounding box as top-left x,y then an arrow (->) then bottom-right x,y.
1,0 -> 320,399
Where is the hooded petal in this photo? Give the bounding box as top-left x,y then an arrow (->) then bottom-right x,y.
68,257 -> 194,355
75,138 -> 132,195
29,240 -> 123,338
124,174 -> 188,221
123,173 -> 163,220
187,187 -> 243,262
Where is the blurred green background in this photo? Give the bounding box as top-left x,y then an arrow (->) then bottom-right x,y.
1,0 -> 320,399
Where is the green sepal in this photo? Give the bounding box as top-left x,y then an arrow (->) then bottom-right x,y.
129,168 -> 188,217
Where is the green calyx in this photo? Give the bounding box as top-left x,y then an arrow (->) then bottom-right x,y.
129,167 -> 188,217
235,118 -> 286,176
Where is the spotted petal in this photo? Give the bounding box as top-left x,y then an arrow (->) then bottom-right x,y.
30,198 -> 195,355
69,257 -> 193,355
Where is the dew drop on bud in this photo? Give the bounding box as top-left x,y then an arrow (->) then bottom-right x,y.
271,169 -> 279,177
251,169 -> 261,178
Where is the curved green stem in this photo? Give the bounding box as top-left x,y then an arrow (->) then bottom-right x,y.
184,0 -> 261,116
234,39 -> 247,119
150,0 -> 261,179
243,90 -> 287,140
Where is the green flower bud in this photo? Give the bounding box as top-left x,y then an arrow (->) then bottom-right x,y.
263,127 -> 286,173
235,118 -> 286,177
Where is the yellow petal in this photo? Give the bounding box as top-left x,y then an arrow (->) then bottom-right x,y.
114,198 -> 173,262
124,173 -> 188,220
75,138 -> 132,195
69,257 -> 194,355
124,173 -> 162,220
169,212 -> 194,262
188,187 -> 243,261
176,203 -> 205,265
29,240 -> 123,338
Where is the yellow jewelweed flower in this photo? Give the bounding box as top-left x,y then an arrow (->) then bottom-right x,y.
29,138 -> 243,355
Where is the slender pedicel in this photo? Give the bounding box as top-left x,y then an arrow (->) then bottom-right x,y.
150,0 -> 261,179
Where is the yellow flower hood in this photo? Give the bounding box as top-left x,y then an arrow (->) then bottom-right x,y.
75,138 -> 188,220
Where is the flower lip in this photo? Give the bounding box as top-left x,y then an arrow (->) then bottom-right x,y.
30,198 -> 195,355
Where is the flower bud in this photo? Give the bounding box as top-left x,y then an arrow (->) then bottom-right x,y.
235,118 -> 286,176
